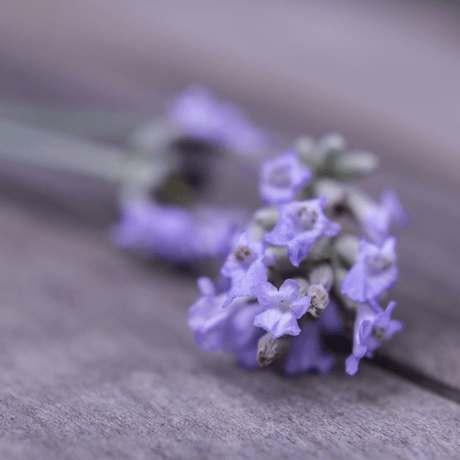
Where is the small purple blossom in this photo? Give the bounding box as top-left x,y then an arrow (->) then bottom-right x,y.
345,300 -> 404,375
259,150 -> 312,204
111,201 -> 244,263
188,277 -> 234,352
283,300 -> 343,375
362,188 -> 410,245
188,277 -> 264,368
264,196 -> 341,267
341,237 -> 398,304
253,279 -> 311,338
220,231 -> 270,307
167,86 -> 270,154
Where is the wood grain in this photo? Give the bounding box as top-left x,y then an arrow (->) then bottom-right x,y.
0,196 -> 459,459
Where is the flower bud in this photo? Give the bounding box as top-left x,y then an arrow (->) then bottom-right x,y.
306,284 -> 329,317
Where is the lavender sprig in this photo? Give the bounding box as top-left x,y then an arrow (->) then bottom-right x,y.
188,135 -> 409,376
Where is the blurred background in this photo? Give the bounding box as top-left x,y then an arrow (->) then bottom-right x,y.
0,0 -> 459,187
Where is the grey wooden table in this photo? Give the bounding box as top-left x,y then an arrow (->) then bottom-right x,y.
0,1 -> 459,458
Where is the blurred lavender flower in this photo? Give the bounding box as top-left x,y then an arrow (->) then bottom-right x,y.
259,150 -> 312,204
264,196 -> 341,267
220,231 -> 270,307
111,201 -> 245,263
168,86 -> 271,154
253,279 -> 311,338
284,300 -> 343,375
345,300 -> 404,375
362,188 -> 410,245
188,277 -> 264,368
341,237 -> 398,304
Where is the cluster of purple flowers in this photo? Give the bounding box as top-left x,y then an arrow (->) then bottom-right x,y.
188,134 -> 409,375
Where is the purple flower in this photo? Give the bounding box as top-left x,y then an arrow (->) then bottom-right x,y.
226,302 -> 265,369
283,300 -> 343,375
253,279 -> 311,338
167,86 -> 270,154
111,201 -> 244,263
259,150 -> 312,204
188,277 -> 233,351
345,300 -> 404,375
361,188 -> 410,245
220,231 -> 270,308
188,277 -> 264,368
341,237 -> 398,303
264,196 -> 341,267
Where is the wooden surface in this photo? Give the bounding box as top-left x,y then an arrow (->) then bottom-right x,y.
0,191 -> 459,460
0,0 -> 460,458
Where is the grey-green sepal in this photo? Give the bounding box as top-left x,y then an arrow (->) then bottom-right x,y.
265,246 -> 292,272
130,117 -> 183,155
313,179 -> 347,209
254,205 -> 279,230
309,263 -> 334,291
345,186 -> 376,222
333,234 -> 360,266
329,150 -> 380,180
257,333 -> 290,367
116,154 -> 172,203
296,133 -> 346,170
306,284 -> 329,318
292,277 -> 310,296
306,236 -> 332,261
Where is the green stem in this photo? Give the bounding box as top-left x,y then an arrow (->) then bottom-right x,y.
0,118 -> 124,182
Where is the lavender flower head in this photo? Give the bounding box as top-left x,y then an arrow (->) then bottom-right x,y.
259,150 -> 312,204
187,131 -> 408,377
168,86 -> 271,154
264,196 -> 341,266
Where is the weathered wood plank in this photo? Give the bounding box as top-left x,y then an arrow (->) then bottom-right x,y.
0,197 -> 459,459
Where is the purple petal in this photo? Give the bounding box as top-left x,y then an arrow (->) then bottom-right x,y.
341,263 -> 367,303
279,279 -> 300,302
197,277 -> 215,296
287,233 -> 318,267
253,310 -> 300,338
345,355 -> 360,375
283,322 -> 335,375
290,296 -> 311,319
256,282 -> 280,309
